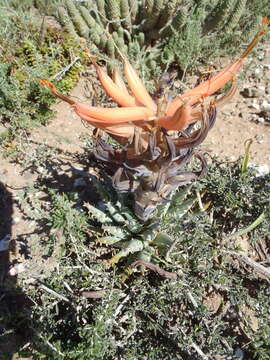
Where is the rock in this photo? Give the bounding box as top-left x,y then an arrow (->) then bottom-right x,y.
263,63 -> 270,70
241,87 -> 264,98
249,102 -> 260,111
261,100 -> 270,111
248,163 -> 270,177
257,117 -> 265,124
72,165 -> 84,172
233,348 -> 245,360
37,166 -> 45,174
250,113 -> 259,122
258,106 -> 270,122
0,235 -> 11,252
262,112 -> 270,123
173,80 -> 182,89
45,16 -> 62,30
221,110 -> 231,117
9,263 -> 26,276
258,85 -> 265,92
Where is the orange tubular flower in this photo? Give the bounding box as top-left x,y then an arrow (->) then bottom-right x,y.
39,19 -> 269,139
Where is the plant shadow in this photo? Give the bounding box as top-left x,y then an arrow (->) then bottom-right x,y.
0,181 -> 33,360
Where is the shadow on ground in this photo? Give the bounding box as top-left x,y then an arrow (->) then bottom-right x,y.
0,181 -> 32,360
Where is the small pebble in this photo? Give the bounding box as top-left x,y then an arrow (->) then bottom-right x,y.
72,165 -> 84,171
9,263 -> 26,276
12,216 -> 21,225
233,348 -> 244,360
37,166 -> 45,173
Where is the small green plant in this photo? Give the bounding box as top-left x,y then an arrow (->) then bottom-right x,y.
198,158 -> 270,234
0,2 -> 85,139
253,322 -> 270,359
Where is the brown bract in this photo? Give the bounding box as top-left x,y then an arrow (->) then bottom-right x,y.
94,105 -> 216,220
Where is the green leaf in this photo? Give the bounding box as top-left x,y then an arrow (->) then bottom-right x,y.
171,196 -> 198,218
241,138 -> 253,175
109,239 -> 144,264
153,232 -> 174,248
226,212 -> 265,240
98,236 -> 122,245
132,250 -> 152,263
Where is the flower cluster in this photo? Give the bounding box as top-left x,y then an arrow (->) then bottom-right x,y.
39,19 -> 269,220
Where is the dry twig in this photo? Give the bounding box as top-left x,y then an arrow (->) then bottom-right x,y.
223,250 -> 270,279
131,261 -> 177,279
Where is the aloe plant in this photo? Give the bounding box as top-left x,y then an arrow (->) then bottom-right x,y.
85,175 -> 198,265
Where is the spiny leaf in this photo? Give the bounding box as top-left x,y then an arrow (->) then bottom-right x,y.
105,201 -> 126,224
120,0 -> 132,30
102,225 -> 128,239
84,202 -> 113,224
165,184 -> 193,215
142,0 -> 166,31
57,6 -> 80,40
226,0 -> 247,32
106,0 -> 121,30
156,0 -> 179,29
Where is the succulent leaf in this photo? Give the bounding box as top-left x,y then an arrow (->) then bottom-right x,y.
105,202 -> 127,224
